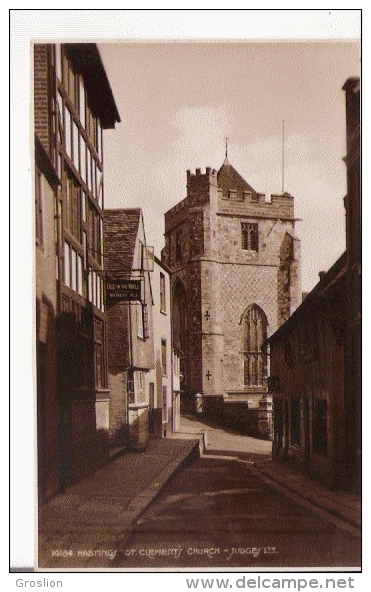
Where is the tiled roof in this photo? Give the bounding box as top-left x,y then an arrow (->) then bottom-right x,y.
65,44 -> 120,129
217,158 -> 257,199
103,208 -> 141,278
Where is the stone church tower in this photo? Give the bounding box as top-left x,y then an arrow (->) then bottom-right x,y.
161,158 -> 301,435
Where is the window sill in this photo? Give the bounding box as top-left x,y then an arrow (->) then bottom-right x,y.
128,402 -> 149,410
137,334 -> 149,341
95,388 -> 110,399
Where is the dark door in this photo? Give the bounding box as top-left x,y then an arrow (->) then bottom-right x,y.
149,382 -> 155,434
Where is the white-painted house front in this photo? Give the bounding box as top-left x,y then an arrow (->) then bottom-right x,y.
147,257 -> 180,436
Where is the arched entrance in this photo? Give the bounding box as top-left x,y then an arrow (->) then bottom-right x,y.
172,280 -> 191,411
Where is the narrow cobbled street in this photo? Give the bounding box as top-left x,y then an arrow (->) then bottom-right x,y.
112,416 -> 360,569
38,415 -> 360,570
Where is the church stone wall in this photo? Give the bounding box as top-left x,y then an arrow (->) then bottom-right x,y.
162,165 -> 301,435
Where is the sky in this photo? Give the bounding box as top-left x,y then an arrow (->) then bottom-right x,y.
99,40 -> 360,292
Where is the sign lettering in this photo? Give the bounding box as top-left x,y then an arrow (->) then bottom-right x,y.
106,279 -> 142,302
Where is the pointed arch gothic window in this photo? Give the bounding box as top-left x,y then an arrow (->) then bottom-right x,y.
241,304 -> 268,387
242,222 -> 258,251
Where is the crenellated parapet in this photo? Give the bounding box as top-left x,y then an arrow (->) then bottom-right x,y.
217,190 -> 295,221
187,166 -> 218,187
164,167 -> 218,233
164,167 -> 297,235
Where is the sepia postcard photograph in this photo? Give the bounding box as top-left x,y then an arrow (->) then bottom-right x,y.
10,8 -> 362,583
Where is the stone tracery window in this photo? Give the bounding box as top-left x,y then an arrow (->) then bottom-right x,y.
242,222 -> 258,251
242,304 -> 268,387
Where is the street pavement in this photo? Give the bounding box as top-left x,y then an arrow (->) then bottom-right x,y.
115,454 -> 360,569
178,415 -> 361,531
38,437 -> 199,569
37,414 -> 361,570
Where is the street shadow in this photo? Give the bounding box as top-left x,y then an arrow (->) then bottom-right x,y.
181,413 -> 269,439
203,447 -> 271,463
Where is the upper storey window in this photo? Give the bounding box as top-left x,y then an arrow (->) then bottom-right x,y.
161,339 -> 167,376
55,44 -> 62,82
160,272 -> 166,313
57,47 -> 102,164
65,170 -> 81,242
242,222 -> 258,252
61,49 -> 78,110
35,168 -> 43,246
78,77 -> 86,129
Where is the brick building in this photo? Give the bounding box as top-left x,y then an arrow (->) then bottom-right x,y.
35,44 -> 120,500
343,77 -> 361,491
268,78 -> 360,490
104,211 -> 180,449
161,159 -> 301,437
268,256 -> 349,488
104,209 -> 155,451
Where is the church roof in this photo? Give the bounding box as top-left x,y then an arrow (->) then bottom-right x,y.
217,158 -> 257,199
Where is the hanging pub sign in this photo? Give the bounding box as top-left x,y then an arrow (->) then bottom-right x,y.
106,279 -> 142,302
